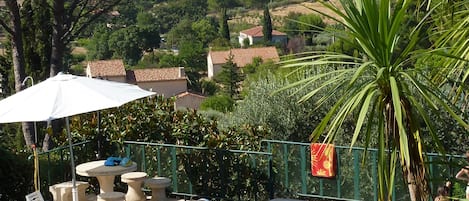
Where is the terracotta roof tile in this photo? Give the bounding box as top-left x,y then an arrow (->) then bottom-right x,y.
87,59 -> 126,77
130,67 -> 186,82
240,26 -> 286,37
209,47 -> 280,67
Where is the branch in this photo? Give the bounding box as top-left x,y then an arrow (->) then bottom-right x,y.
63,0 -> 123,43
0,19 -> 13,35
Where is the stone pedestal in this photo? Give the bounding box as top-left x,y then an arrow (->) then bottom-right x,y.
145,177 -> 171,201
49,181 -> 89,201
97,192 -> 125,201
121,172 -> 148,201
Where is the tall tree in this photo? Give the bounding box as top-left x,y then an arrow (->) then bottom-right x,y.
21,0 -> 52,80
279,0 -> 469,200
49,0 -> 123,76
214,53 -> 242,99
262,4 -> 272,43
0,0 -> 125,149
219,8 -> 230,41
192,18 -> 218,47
0,0 -> 34,147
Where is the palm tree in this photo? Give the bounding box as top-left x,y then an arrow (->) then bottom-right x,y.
431,0 -> 469,108
278,0 -> 469,200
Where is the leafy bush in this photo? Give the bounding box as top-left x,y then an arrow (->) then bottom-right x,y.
221,70 -> 357,144
0,147 -> 33,201
69,96 -> 272,199
199,95 -> 235,113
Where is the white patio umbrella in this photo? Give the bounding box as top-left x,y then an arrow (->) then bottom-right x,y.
0,72 -> 155,201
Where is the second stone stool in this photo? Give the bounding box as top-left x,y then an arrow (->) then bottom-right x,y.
121,172 -> 148,201
145,176 -> 171,201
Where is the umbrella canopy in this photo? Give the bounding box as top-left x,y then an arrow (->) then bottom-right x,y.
0,72 -> 155,201
0,73 -> 155,123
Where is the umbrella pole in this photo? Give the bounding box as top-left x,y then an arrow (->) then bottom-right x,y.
66,117 -> 79,201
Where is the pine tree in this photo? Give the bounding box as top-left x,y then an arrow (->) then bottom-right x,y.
262,4 -> 272,43
219,8 -> 230,41
214,52 -> 242,99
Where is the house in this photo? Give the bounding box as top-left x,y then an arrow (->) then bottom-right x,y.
238,26 -> 287,47
86,59 -> 187,97
174,92 -> 206,110
207,47 -> 280,78
126,67 -> 187,97
86,59 -> 127,82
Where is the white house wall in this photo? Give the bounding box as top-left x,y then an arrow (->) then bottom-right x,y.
207,54 -> 214,78
238,33 -> 248,46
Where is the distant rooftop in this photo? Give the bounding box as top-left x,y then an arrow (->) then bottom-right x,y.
209,47 -> 280,67
127,67 -> 186,83
240,26 -> 286,37
87,59 -> 126,78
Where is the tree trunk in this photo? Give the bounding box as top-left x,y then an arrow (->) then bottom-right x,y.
395,98 -> 429,201
407,174 -> 418,201
50,0 -> 65,76
46,0 -> 67,149
4,0 -> 34,147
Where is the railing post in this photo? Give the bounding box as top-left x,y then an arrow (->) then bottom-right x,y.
353,149 -> 360,200
141,144 -> 146,171
269,156 -> 274,200
372,151 -> 378,201
186,149 -> 193,195
283,144 -> 289,190
429,156 -> 434,193
125,144 -> 131,158
157,146 -> 161,174
300,146 -> 307,194
171,146 -> 178,192
60,149 -> 65,181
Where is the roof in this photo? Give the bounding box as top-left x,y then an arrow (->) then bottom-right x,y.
176,91 -> 206,99
87,59 -> 126,77
127,67 -> 186,83
240,26 -> 287,37
209,47 -> 280,67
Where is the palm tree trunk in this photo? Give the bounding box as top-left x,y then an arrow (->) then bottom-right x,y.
402,98 -> 429,201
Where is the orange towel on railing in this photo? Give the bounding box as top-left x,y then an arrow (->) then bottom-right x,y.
310,143 -> 336,178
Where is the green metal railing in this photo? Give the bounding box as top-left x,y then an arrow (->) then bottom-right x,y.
35,139 -> 467,201
122,141 -> 274,200
261,139 -> 466,201
35,140 -> 94,200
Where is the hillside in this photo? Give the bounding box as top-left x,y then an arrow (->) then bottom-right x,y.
230,0 -> 342,27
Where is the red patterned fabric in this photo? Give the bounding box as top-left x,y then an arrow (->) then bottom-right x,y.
310,143 -> 336,178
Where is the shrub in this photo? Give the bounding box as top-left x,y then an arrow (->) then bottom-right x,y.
0,147 -> 33,201
199,95 -> 235,113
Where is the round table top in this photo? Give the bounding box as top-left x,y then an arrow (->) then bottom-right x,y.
145,176 -> 171,186
76,160 -> 137,177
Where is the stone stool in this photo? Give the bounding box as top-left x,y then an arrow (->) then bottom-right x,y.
49,181 -> 89,201
121,172 -> 148,201
97,192 -> 125,201
145,176 -> 171,201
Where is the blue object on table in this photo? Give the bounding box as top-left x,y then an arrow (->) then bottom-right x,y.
104,157 -> 122,166
119,157 -> 132,167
